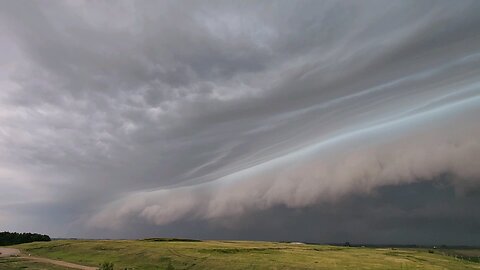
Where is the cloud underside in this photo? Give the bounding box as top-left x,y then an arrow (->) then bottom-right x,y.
0,1 -> 479,239
90,96 -> 480,228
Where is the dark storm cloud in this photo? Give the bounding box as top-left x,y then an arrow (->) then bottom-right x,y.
0,0 -> 480,243
155,180 -> 480,246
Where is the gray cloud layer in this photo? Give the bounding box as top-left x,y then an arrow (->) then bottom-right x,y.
1,0 -> 480,243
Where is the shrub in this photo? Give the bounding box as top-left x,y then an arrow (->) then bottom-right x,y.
99,262 -> 114,270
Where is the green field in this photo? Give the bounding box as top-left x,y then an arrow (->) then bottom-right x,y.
0,257 -> 67,270
2,239 -> 480,270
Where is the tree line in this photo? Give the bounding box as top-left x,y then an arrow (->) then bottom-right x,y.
0,231 -> 51,246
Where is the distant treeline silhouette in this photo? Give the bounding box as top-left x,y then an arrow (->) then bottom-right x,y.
0,231 -> 51,246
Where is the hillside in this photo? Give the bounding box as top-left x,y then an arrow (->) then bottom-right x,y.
1,239 -> 479,269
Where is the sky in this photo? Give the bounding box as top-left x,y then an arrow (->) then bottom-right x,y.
1,0 -> 480,245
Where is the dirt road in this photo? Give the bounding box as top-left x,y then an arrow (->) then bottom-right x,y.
0,247 -> 20,257
20,255 -> 98,270
0,247 -> 97,269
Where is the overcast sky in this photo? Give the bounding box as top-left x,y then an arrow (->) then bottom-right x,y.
1,0 -> 480,245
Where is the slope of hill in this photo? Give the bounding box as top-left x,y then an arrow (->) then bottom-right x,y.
1,239 -> 478,270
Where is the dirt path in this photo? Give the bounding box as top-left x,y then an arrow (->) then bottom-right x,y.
0,247 -> 97,270
19,255 -> 98,270
0,247 -> 20,257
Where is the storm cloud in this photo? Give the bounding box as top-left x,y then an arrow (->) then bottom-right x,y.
1,0 -> 480,243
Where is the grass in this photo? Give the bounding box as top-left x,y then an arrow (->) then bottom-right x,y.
0,257 -> 68,270
4,239 -> 479,270
437,248 -> 480,263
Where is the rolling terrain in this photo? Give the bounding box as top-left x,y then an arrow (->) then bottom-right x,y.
0,239 -> 479,269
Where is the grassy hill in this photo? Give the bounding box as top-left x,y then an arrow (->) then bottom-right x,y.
0,257 -> 67,270
3,239 -> 480,269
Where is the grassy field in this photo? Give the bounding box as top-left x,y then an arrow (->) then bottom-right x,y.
0,256 -> 67,270
2,239 -> 479,270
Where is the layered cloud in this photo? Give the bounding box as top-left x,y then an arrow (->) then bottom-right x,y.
90,95 -> 480,228
0,0 -> 479,241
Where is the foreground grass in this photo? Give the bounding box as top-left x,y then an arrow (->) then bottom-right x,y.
8,239 -> 480,270
0,257 -> 68,270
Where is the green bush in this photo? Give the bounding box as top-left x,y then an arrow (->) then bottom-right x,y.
99,262 -> 114,270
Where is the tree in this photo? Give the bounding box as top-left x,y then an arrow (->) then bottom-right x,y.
0,231 -> 51,246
